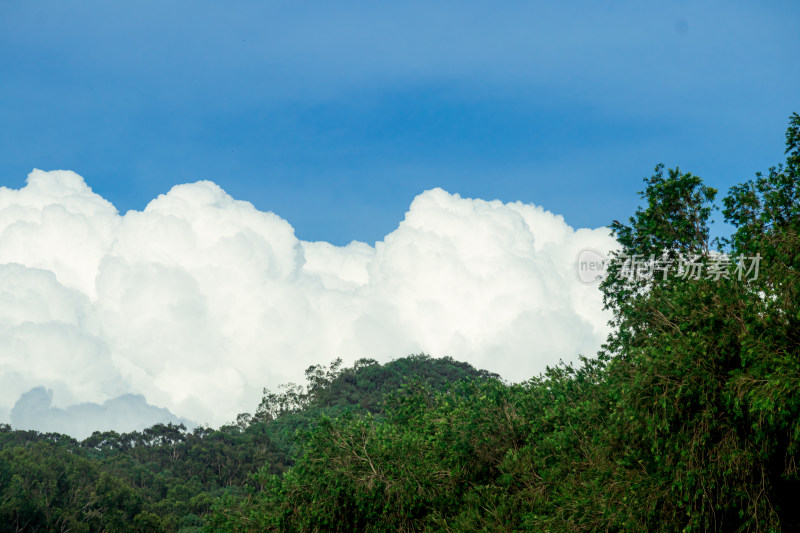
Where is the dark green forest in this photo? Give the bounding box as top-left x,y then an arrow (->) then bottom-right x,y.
2,113 -> 799,532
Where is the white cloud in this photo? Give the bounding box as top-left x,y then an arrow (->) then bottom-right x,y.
0,169 -> 617,432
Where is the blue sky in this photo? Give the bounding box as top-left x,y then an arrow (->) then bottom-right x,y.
1,1 -> 798,245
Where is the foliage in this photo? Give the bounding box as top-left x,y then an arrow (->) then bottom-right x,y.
0,355 -> 495,531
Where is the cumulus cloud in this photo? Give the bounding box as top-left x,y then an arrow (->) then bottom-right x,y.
0,169 -> 617,433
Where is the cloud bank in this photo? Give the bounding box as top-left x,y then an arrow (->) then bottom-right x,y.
0,169 -> 617,433
10,387 -> 193,440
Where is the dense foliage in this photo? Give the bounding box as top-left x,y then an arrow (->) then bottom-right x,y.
0,354 -> 494,531
1,114 -> 798,531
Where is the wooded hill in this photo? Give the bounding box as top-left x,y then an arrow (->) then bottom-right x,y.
0,355 -> 498,532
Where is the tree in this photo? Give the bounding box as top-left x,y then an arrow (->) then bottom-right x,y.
595,113 -> 800,530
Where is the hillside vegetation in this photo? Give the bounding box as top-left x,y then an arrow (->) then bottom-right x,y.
0,355 -> 497,532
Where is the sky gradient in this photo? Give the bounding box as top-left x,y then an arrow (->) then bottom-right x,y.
1,1 -> 798,245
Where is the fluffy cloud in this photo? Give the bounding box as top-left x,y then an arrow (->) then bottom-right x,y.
0,169 -> 617,433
